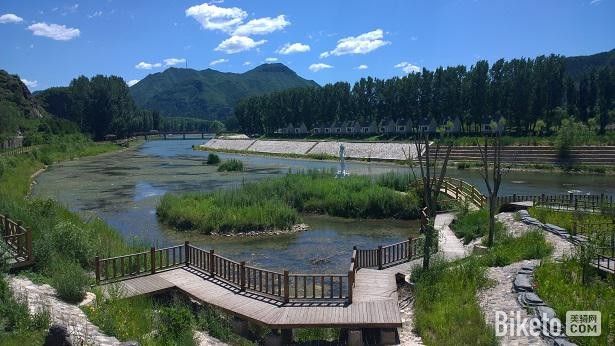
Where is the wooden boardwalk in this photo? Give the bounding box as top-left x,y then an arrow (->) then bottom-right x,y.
101,265 -> 404,328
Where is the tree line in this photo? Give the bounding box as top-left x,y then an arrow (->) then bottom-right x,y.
234,55 -> 614,135
36,75 -> 224,140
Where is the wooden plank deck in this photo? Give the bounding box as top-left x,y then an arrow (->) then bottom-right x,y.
99,265 -> 404,329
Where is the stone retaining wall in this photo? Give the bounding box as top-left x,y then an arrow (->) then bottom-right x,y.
201,139 -> 421,160
249,140 -> 316,155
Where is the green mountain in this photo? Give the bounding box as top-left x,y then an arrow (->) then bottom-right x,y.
0,70 -> 45,119
129,63 -> 319,119
0,70 -> 46,139
565,48 -> 615,80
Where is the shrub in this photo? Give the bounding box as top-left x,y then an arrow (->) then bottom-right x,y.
206,153 -> 220,165
217,159 -> 244,172
50,257 -> 90,303
451,209 -> 503,244
554,119 -> 591,160
157,306 -> 194,343
45,221 -> 95,267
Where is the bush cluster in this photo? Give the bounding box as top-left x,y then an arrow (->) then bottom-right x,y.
157,172 -> 421,234
217,158 -> 244,172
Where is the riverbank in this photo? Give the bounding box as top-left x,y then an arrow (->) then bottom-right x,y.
198,139 -> 615,175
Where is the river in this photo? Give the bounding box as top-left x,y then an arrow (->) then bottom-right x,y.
31,139 -> 615,273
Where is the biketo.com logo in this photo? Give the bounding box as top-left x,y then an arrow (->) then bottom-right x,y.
566,311 -> 601,336
495,311 -> 601,337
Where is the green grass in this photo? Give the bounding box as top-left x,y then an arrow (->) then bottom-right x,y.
412,258 -> 498,346
157,172 -> 421,234
0,133 -> 135,304
84,293 -> 256,346
0,261 -> 50,345
534,259 -> 615,346
528,207 -> 612,234
412,228 -> 552,346
475,230 -> 553,267
217,158 -> 244,172
451,209 -> 505,245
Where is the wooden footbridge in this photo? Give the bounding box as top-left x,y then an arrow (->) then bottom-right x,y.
95,231 -> 428,344
1,213 -> 34,269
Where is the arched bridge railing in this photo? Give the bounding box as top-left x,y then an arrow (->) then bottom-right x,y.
95,211 -> 431,304
416,177 -> 487,209
1,213 -> 34,269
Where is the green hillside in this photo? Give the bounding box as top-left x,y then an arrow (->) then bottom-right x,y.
565,48 -> 615,80
0,70 -> 46,140
129,63 -> 319,119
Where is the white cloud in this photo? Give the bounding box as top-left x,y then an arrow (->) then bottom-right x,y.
590,0 -> 602,4
21,79 -> 38,88
0,13 -> 23,24
232,14 -> 289,36
209,58 -> 228,66
356,64 -> 368,70
394,61 -> 421,74
88,11 -> 103,18
185,3 -> 247,33
135,61 -> 162,70
27,22 -> 80,41
164,58 -> 186,66
265,57 -> 278,62
308,63 -> 333,72
127,79 -> 140,87
320,29 -> 389,58
243,61 -> 252,66
214,35 -> 266,54
276,42 -> 310,55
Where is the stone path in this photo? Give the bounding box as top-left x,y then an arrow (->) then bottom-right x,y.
435,212 -> 467,260
391,212 -> 465,345
477,212 -> 577,346
9,276 -> 121,346
9,276 -> 229,346
477,260 -> 547,346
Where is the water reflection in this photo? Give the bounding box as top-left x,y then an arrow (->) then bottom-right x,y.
31,140 -> 615,272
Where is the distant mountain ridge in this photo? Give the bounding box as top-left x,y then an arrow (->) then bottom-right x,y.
564,48 -> 615,80
129,63 -> 319,120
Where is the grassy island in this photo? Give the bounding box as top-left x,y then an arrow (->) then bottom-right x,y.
156,172 -> 421,234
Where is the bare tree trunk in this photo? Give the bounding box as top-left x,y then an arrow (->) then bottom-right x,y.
477,132 -> 503,248
411,132 -> 453,269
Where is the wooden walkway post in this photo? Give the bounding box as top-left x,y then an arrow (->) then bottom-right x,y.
283,270 -> 289,303
150,247 -> 156,274
185,241 -> 190,267
377,246 -> 383,270
209,249 -> 215,276
3,214 -> 9,237
240,261 -> 246,291
407,237 -> 413,260
348,270 -> 354,304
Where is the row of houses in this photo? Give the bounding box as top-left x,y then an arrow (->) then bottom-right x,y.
278,116 -> 506,136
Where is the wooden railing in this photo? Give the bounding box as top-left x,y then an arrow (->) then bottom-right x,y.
96,233 -> 428,304
0,145 -> 41,158
440,177 -> 487,208
496,193 -> 615,214
1,213 -> 34,268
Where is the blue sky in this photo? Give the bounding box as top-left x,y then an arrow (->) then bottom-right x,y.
1,0 -> 614,91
